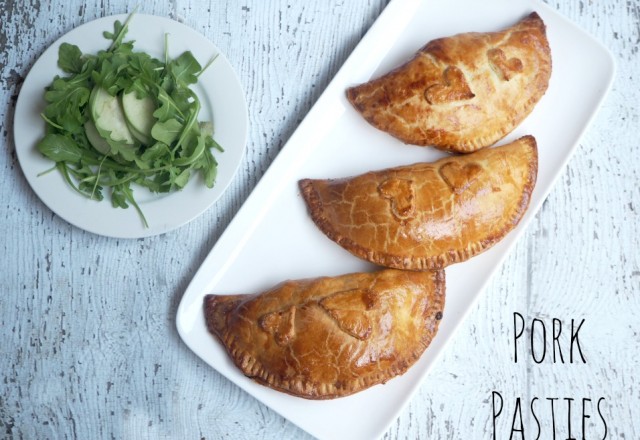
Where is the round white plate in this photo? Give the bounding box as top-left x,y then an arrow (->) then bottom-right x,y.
14,14 -> 248,238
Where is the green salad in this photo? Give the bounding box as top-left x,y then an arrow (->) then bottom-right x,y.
37,12 -> 222,227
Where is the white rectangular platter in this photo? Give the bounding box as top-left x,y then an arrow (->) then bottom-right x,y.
177,0 -> 615,438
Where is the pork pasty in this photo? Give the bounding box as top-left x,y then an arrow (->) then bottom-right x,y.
300,135 -> 538,270
204,268 -> 445,399
346,12 -> 551,153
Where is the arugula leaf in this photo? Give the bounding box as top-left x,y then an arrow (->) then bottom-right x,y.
58,43 -> 84,74
151,118 -> 183,145
170,87 -> 194,116
173,99 -> 200,152
170,52 -> 201,86
173,168 -> 191,188
199,148 -> 218,188
111,184 -> 129,208
43,77 -> 91,133
92,55 -> 131,93
153,88 -> 184,122
140,142 -> 171,162
37,134 -> 84,163
104,9 -> 136,52
174,134 -> 205,166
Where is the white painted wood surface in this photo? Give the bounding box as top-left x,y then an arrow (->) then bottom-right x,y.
1,0 -> 638,439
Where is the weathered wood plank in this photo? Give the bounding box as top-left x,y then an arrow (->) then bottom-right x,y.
0,0 -> 638,439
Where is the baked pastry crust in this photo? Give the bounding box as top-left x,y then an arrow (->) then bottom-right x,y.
204,269 -> 445,399
346,12 -> 551,153
300,135 -> 538,270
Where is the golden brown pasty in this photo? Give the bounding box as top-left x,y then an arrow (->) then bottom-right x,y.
346,12 -> 551,153
300,135 -> 538,270
204,268 -> 445,399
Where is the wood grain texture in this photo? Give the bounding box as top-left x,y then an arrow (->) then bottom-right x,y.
0,0 -> 638,439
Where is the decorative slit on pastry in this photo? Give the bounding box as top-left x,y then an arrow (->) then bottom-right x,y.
299,135 -> 538,270
487,48 -> 524,81
424,66 -> 475,105
346,12 -> 551,153
204,269 -> 445,399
